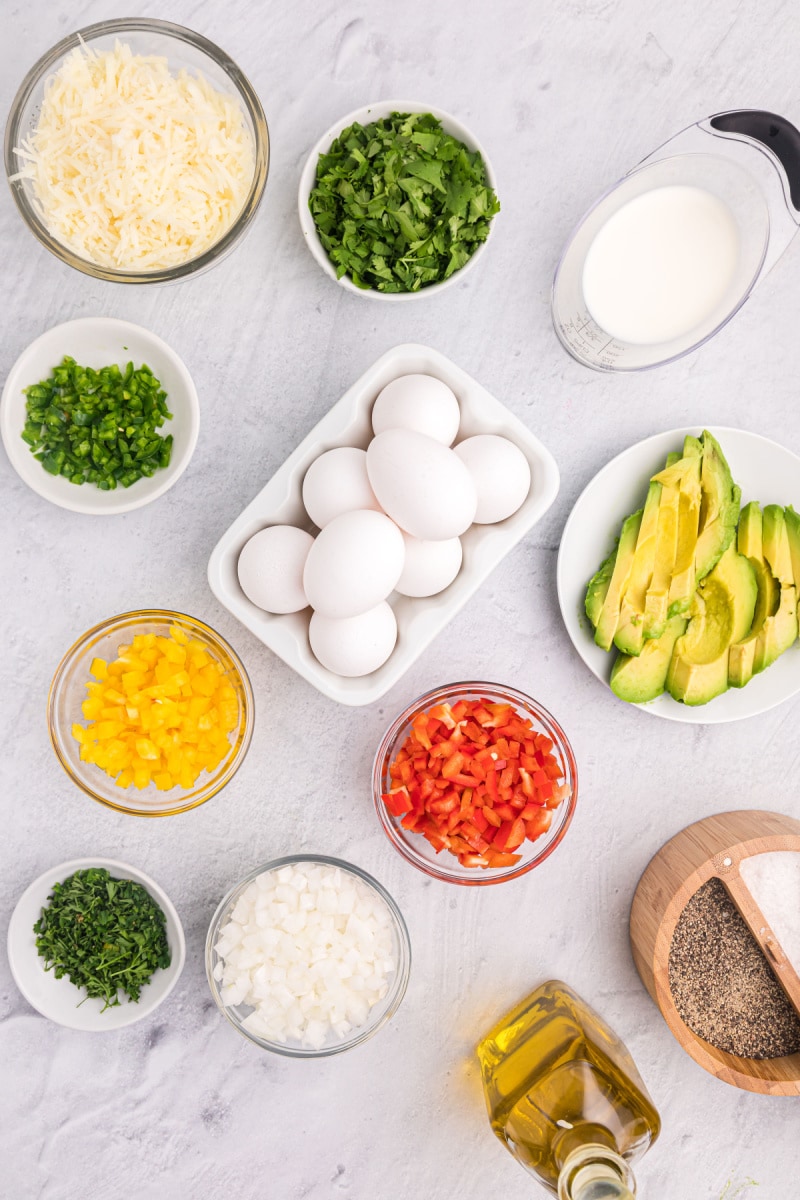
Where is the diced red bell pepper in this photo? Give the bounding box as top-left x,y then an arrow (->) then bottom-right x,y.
382,789 -> 412,817
382,694 -> 569,872
526,809 -> 553,839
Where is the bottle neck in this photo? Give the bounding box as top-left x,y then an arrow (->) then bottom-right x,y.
557,1145 -> 637,1200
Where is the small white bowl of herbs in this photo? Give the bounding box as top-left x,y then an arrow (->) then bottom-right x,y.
7,857 -> 185,1030
1,317 -> 200,514
298,101 -> 500,300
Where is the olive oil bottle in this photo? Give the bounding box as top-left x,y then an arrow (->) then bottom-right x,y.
477,981 -> 660,1199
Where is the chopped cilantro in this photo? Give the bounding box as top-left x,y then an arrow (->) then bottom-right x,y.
308,112 -> 500,293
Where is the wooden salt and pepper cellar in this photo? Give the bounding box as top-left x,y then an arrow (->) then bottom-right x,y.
630,810 -> 800,1095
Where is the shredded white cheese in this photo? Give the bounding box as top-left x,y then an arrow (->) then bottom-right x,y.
12,40 -> 256,270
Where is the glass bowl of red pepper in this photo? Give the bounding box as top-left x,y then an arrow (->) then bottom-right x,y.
373,682 -> 577,885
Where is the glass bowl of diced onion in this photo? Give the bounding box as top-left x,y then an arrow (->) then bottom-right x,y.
372,682 -> 578,886
4,18 -> 269,283
47,609 -> 254,816
205,855 -> 411,1057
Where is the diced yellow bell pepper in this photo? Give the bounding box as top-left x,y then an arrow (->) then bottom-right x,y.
73,625 -> 237,794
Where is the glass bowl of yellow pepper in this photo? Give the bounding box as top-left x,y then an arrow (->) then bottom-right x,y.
48,610 -> 254,816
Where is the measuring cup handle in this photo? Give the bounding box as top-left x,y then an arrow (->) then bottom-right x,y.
710,109 -> 800,212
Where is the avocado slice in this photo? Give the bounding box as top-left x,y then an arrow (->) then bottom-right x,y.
695,432 -> 741,582
667,543 -> 757,705
729,503 -> 781,688
763,505 -> 794,586
594,509 -> 643,651
753,583 -> 798,674
613,480 -> 663,656
585,548 -> 617,628
611,614 -> 687,704
643,452 -> 683,640
667,454 -> 703,616
752,507 -> 798,672
785,506 -> 800,590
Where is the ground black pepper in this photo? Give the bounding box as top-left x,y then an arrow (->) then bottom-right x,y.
669,876 -> 800,1058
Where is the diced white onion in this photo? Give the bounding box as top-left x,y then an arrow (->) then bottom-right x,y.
214,862 -> 397,1049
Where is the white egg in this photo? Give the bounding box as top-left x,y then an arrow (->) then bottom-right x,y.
237,525 -> 314,614
303,509 -> 405,618
366,429 -> 477,541
454,434 -> 532,524
302,446 -> 382,528
309,603 -> 398,677
395,534 -> 463,597
371,374 -> 461,446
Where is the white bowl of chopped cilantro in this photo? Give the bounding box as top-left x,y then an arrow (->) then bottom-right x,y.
7,857 -> 186,1030
0,317 -> 199,514
298,102 -> 500,300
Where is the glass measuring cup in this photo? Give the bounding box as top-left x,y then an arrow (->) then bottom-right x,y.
552,109 -> 800,372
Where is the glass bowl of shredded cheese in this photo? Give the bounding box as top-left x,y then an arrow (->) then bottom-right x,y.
4,19 -> 269,282
48,609 -> 255,816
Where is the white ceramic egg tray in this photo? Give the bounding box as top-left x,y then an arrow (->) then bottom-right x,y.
207,344 -> 560,705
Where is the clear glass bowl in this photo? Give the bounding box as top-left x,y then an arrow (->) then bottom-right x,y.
48,609 -> 254,817
4,18 -> 269,283
373,682 -> 578,886
205,854 -> 411,1057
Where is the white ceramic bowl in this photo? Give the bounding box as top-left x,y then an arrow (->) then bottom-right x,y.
1,318 -> 200,514
557,426 -> 800,723
7,857 -> 186,1030
298,101 -> 499,301
207,343 -> 560,706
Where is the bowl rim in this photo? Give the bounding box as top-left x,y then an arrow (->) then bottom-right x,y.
205,853 -> 412,1057
297,99 -> 499,302
4,16 -> 270,284
0,316 -> 200,515
372,681 -> 578,886
47,608 -> 255,817
7,855 -> 186,1030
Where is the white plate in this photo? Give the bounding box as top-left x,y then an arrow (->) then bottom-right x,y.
208,343 -> 560,706
297,100 -> 498,301
557,426 -> 800,723
1,318 -> 200,514
7,857 -> 186,1031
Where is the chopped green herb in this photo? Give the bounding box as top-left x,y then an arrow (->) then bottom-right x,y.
309,111 -> 500,293
34,867 -> 171,1010
22,356 -> 173,489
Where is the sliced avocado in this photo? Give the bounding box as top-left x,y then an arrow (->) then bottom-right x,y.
785,506 -> 800,588
753,583 -> 798,674
613,480 -> 663,656
763,505 -> 793,586
751,509 -> 798,672
585,548 -> 617,628
695,432 -> 741,582
594,509 -> 643,651
611,615 -> 687,704
667,543 -> 757,705
643,452 -> 682,640
667,455 -> 702,616
729,503 -> 781,688
736,499 -> 763,559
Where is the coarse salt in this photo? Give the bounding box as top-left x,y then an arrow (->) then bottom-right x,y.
740,850 -> 800,974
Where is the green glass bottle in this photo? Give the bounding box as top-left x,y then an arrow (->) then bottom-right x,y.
477,981 -> 661,1198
